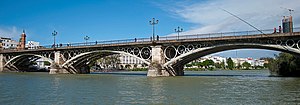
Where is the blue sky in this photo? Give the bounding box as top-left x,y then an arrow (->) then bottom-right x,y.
0,0 -> 189,43
0,0 -> 299,58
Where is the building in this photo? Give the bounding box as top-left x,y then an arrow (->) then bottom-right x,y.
232,57 -> 265,67
26,41 -> 40,49
17,30 -> 26,50
119,54 -> 145,69
198,55 -> 227,64
0,37 -> 19,49
282,16 -> 293,33
186,55 -> 266,69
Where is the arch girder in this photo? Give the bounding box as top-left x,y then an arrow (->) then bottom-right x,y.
62,50 -> 150,67
164,43 -> 300,68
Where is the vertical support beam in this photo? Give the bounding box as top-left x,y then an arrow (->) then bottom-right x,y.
0,54 -> 4,72
147,45 -> 170,76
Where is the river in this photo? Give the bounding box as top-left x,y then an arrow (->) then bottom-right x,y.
0,70 -> 300,104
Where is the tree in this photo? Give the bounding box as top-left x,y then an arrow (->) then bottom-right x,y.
269,53 -> 300,76
133,64 -> 138,68
195,62 -> 203,68
202,59 -> 214,70
185,63 -> 193,68
242,62 -> 251,70
263,63 -> 269,68
125,64 -> 131,69
227,57 -> 234,70
97,54 -> 121,69
236,64 -> 242,70
44,61 -> 51,66
220,61 -> 225,69
215,63 -> 221,69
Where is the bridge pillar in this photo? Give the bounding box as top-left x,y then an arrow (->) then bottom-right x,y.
174,65 -> 184,76
147,45 -> 170,77
0,54 -> 3,72
50,51 -> 68,74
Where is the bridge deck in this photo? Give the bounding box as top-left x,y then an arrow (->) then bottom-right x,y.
1,29 -> 300,54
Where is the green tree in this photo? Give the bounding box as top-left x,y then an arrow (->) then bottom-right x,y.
236,64 -> 242,70
227,57 -> 234,70
125,64 -> 131,69
185,63 -> 193,68
195,62 -> 203,68
269,53 -> 300,76
202,59 -> 214,70
97,54 -> 121,69
242,62 -> 251,70
263,63 -> 269,68
220,61 -> 225,69
44,61 -> 51,66
215,63 -> 221,69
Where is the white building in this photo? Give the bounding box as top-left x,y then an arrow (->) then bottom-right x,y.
0,37 -> 19,49
119,54 -> 145,68
188,55 -> 265,68
200,55 -> 227,64
232,57 -> 265,67
26,41 -> 40,49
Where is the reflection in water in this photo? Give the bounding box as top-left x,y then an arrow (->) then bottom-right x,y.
50,76 -> 61,104
0,70 -> 300,104
149,78 -> 166,104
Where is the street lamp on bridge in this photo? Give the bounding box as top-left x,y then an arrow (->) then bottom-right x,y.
52,30 -> 58,48
84,35 -> 90,45
149,18 -> 159,41
175,26 -> 183,40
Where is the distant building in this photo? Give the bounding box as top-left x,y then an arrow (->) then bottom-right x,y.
232,57 -> 265,67
282,16 -> 293,33
0,37 -> 19,49
17,30 -> 26,50
198,55 -> 227,64
26,41 -> 40,49
186,55 -> 266,68
119,54 -> 144,69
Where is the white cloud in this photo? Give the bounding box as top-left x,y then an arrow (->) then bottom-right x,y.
155,0 -> 300,58
0,26 -> 21,40
163,0 -> 300,35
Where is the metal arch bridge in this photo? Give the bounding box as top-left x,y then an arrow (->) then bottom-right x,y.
1,27 -> 300,76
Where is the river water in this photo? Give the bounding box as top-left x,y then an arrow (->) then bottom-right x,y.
1,70 -> 300,105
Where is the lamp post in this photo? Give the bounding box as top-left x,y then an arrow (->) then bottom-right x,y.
149,18 -> 159,41
175,26 -> 183,40
84,35 -> 90,45
52,30 -> 58,48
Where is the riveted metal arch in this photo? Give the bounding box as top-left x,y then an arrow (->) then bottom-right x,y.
4,54 -> 54,67
62,50 -> 150,67
164,43 -> 300,68
285,39 -> 295,47
164,46 -> 177,60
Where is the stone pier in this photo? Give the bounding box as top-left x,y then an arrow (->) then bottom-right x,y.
0,54 -> 3,72
147,45 -> 170,77
49,51 -> 68,74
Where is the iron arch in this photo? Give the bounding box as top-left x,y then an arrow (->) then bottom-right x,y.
4,54 -> 54,68
62,50 -> 151,68
164,43 -> 300,68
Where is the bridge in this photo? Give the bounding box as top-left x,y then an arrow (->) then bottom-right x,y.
1,28 -> 300,76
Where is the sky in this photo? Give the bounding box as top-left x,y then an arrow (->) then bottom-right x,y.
0,0 -> 299,59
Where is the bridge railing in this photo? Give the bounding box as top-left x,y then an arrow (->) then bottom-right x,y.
38,37 -> 153,49
158,29 -> 278,41
1,27 -> 300,51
